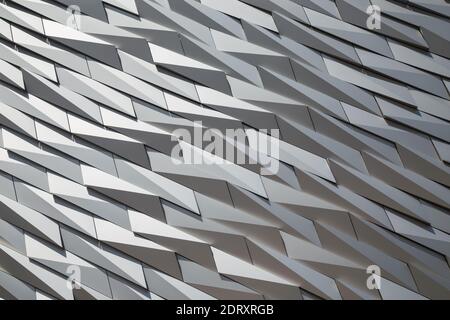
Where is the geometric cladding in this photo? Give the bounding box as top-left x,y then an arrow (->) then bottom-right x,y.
0,0 -> 449,300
